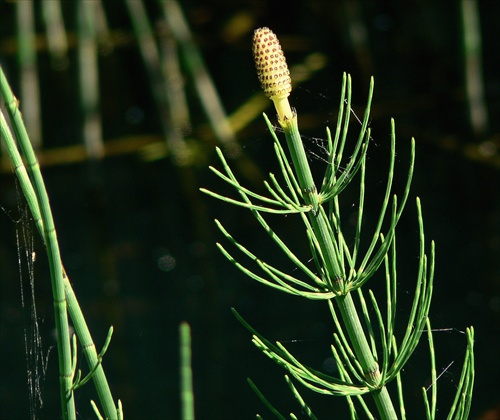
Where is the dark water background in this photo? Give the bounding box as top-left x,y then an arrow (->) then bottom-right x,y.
1,1 -> 499,418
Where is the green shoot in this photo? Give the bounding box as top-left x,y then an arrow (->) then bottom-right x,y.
201,27 -> 475,418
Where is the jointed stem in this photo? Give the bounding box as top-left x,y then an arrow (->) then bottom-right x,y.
64,270 -> 118,417
279,116 -> 319,211
0,67 -> 75,420
337,294 -> 397,417
1,66 -> 118,419
280,116 -> 397,418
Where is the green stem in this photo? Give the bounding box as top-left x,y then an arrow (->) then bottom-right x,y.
0,65 -> 75,420
281,116 -> 343,290
1,66 -> 118,419
179,322 -> 195,420
64,273 -> 118,418
281,114 -> 397,419
337,294 -> 397,417
161,0 -> 237,149
280,116 -> 318,209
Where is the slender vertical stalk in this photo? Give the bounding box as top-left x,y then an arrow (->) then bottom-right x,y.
125,0 -> 190,163
253,27 -> 397,418
161,0 -> 238,153
77,0 -> 104,159
125,0 -> 171,137
337,294 -> 396,416
179,322 -> 195,420
281,118 -> 397,418
460,0 -> 488,138
41,0 -> 69,69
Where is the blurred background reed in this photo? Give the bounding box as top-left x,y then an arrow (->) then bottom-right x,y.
1,0 -> 499,418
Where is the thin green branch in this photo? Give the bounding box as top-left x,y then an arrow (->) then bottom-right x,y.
247,379 -> 286,420
331,333 -> 366,386
357,288 -> 379,362
448,327 -> 475,419
392,336 -> 407,420
387,199 -> 434,382
367,289 -> 389,382
234,309 -> 368,396
422,318 -> 436,420
284,376 -> 318,420
215,220 -> 333,298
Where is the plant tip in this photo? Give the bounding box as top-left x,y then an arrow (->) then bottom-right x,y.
253,27 -> 294,122
253,27 -> 292,99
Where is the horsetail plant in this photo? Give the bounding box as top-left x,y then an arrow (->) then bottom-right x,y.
201,27 -> 475,418
0,67 -> 121,420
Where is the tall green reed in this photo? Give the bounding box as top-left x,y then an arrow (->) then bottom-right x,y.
202,27 -> 475,418
1,67 -> 121,420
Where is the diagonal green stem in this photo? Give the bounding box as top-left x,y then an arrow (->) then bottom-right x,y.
64,273 -> 118,418
1,66 -> 118,419
1,66 -> 75,420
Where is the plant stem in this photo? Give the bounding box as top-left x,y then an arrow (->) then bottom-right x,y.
337,294 -> 397,417
64,272 -> 118,418
280,116 -> 343,289
281,114 -> 397,418
0,65 -> 75,420
179,322 -> 195,420
1,66 -> 118,419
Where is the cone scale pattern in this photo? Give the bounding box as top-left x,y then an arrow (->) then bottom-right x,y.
253,27 -> 292,99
